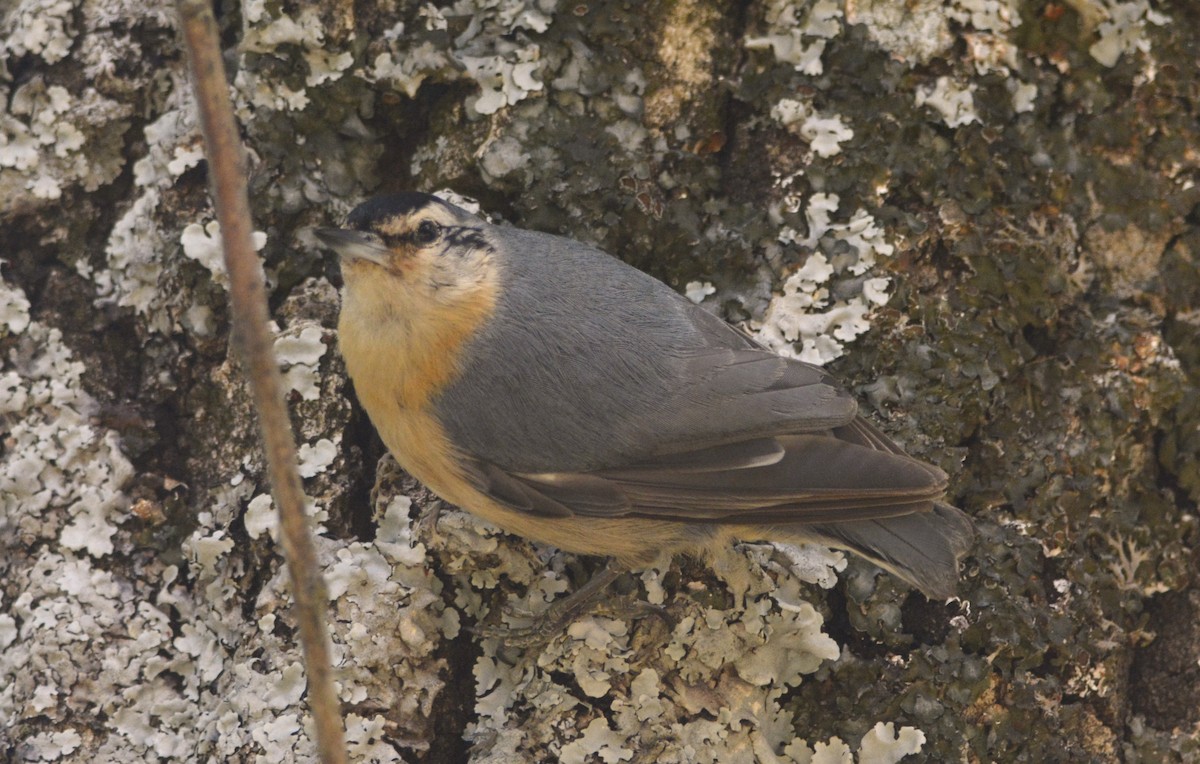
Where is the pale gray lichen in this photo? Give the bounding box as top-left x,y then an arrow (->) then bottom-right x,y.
89,77 -> 211,334
0,0 -> 150,211
844,0 -> 955,66
407,497 -> 917,763
0,278 -> 32,334
243,493 -> 276,540
948,0 -> 1021,73
0,283 -> 169,762
0,77 -> 129,206
3,474 -> 448,761
297,438 -> 338,478
914,77 -> 981,128
770,99 -> 854,158
685,280 -> 717,304
745,0 -> 843,76
130,82 -> 202,188
180,220 -> 269,287
1087,1 -> 1171,67
0,278 -> 131,559
754,194 -> 895,365
780,721 -> 927,764
1009,81 -> 1038,114
234,3 -> 334,113
93,187 -> 174,329
1,0 -> 75,64
363,0 -> 552,115
275,324 -> 330,402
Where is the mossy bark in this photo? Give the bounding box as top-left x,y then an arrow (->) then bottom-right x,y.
2,0 -> 1197,761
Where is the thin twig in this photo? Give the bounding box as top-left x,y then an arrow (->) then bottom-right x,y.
176,2 -> 347,762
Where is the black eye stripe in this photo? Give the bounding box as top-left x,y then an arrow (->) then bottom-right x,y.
379,223 -> 492,252
443,226 -> 490,251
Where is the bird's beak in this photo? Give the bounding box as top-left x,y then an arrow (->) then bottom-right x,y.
314,227 -> 391,267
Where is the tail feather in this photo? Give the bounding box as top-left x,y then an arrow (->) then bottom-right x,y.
800,502 -> 974,598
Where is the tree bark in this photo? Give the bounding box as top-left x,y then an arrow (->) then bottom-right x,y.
2,0 -> 1197,762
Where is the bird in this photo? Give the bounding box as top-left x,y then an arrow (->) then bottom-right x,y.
315,192 -> 973,640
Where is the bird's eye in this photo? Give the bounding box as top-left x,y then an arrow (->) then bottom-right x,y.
413,220 -> 440,245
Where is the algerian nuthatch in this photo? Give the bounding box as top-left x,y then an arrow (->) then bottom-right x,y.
316,192 -> 973,625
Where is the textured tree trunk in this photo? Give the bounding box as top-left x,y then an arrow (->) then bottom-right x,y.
2,0 -> 1197,762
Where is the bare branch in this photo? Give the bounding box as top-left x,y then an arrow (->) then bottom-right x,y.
176,2 -> 347,762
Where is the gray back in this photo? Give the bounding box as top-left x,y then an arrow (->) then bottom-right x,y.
435,225 -> 725,472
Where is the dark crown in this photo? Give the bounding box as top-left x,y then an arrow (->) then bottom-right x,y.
347,192 -> 448,231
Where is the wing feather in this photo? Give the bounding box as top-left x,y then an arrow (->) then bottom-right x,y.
466,426 -> 948,524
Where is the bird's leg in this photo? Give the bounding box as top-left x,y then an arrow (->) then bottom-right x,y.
368,452 -> 407,513
476,560 -> 663,648
413,500 -> 446,548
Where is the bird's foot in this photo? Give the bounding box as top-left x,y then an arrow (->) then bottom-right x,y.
368,452 -> 404,513
474,561 -> 667,648
413,500 -> 446,548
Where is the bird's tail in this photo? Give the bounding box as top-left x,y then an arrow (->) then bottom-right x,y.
793,503 -> 974,598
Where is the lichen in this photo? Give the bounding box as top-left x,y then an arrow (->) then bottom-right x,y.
421,499 -> 903,762
4,0 -> 1199,759
771,99 -> 855,158
0,280 -> 131,560
1088,1 -> 1171,67
180,221 -> 269,287
914,77 -> 980,128
361,0 -> 551,115
754,194 -> 896,365
745,0 -> 843,76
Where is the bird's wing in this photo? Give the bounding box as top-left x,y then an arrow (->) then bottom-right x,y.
457,424 -> 948,522
446,308 -> 947,521
638,347 -> 861,454
438,334 -> 866,474
433,239 -> 871,473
